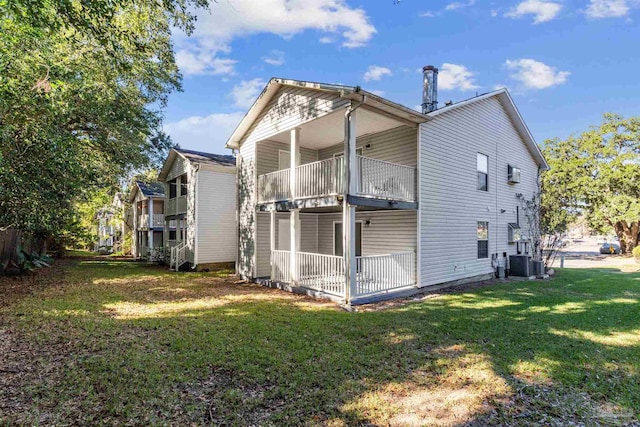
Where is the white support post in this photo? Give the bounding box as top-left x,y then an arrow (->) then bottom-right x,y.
270,210 -> 276,280
290,128 -> 301,283
132,204 -> 138,258
343,104 -> 357,303
148,199 -> 153,257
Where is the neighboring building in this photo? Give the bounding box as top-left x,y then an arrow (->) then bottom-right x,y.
158,148 -> 237,271
95,208 -> 117,253
225,70 -> 548,305
129,181 -> 166,261
95,192 -> 128,253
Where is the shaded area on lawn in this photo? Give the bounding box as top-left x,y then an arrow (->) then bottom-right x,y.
1,259 -> 638,426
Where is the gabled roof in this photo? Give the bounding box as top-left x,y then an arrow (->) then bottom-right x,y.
128,180 -> 165,203
225,78 -> 429,150
158,148 -> 236,181
427,88 -> 549,170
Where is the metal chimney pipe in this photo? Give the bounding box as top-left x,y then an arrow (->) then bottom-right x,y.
422,65 -> 439,113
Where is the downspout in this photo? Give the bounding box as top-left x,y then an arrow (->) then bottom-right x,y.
192,163 -> 200,269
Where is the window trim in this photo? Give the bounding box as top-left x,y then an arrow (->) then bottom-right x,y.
477,152 -> 489,191
477,221 -> 489,259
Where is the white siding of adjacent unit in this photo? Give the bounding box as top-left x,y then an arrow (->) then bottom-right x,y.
318,126 -> 418,167
419,96 -> 541,287
195,169 -> 237,265
186,162 -> 197,264
256,140 -> 319,176
239,87 -> 350,148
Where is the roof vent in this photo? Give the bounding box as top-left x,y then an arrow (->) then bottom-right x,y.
421,65 -> 439,113
445,100 -> 453,106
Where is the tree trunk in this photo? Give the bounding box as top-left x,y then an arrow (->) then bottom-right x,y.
614,221 -> 640,254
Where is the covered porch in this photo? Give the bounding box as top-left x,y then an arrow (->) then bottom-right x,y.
256,210 -> 417,303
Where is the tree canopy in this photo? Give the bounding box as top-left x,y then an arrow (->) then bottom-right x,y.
542,113 -> 640,253
0,0 -> 207,240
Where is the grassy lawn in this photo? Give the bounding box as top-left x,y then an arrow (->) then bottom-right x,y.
1,259 -> 638,426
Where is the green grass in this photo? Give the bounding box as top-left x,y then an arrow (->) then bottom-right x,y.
1,260 -> 638,426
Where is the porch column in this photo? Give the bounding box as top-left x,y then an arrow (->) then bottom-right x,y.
343,104 -> 357,303
290,128 -> 301,283
148,199 -> 153,256
270,210 -> 276,279
132,204 -> 137,257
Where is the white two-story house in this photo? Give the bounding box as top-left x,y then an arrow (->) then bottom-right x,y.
130,180 -> 167,261
158,148 -> 237,271
225,68 -> 548,305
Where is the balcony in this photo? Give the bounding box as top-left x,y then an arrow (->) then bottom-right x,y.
271,250 -> 416,300
257,156 -> 416,204
165,195 -> 187,217
152,214 -> 164,228
138,214 -> 149,230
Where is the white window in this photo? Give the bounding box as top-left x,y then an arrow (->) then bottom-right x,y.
477,153 -> 488,191
477,221 -> 489,258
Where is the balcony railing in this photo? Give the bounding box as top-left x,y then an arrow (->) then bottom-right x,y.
257,156 -> 415,204
139,214 -> 149,230
270,250 -> 416,299
152,214 -> 164,227
166,195 -> 187,216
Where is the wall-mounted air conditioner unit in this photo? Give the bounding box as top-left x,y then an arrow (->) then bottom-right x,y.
508,165 -> 521,183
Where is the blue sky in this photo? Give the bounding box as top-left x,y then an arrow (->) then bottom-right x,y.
163,0 -> 640,155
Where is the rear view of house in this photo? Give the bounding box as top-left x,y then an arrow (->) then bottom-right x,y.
158,148 -> 237,271
130,181 -> 167,261
226,70 -> 548,305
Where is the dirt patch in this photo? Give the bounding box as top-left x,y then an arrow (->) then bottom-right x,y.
0,259 -> 70,308
177,368 -> 284,426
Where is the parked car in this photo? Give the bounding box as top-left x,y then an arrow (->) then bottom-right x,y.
600,243 -> 620,254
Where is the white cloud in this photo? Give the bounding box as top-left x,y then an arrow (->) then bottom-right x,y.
505,0 -> 562,23
175,49 -> 237,76
585,0 -> 630,18
445,0 -> 476,11
164,112 -> 245,153
175,0 -> 376,76
319,36 -> 334,44
263,50 -> 285,66
230,79 -> 266,109
438,63 -> 480,91
420,11 -> 437,17
505,59 -> 570,89
363,65 -> 392,82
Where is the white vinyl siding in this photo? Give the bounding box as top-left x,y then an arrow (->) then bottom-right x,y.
317,211 -> 416,256
318,125 -> 418,167
419,96 -> 540,287
256,140 -> 319,176
195,169 -> 237,264
239,87 -> 350,149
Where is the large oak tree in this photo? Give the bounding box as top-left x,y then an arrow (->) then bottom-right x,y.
542,113 -> 640,253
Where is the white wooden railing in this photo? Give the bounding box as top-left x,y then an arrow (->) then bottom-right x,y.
257,155 -> 415,203
355,252 -> 415,297
269,250 -> 416,299
170,241 -> 187,271
295,158 -> 341,199
271,250 -> 290,282
258,169 -> 290,203
357,157 -> 416,202
152,214 -> 164,227
297,252 -> 345,296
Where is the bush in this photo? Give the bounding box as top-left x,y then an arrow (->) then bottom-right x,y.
633,246 -> 640,262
